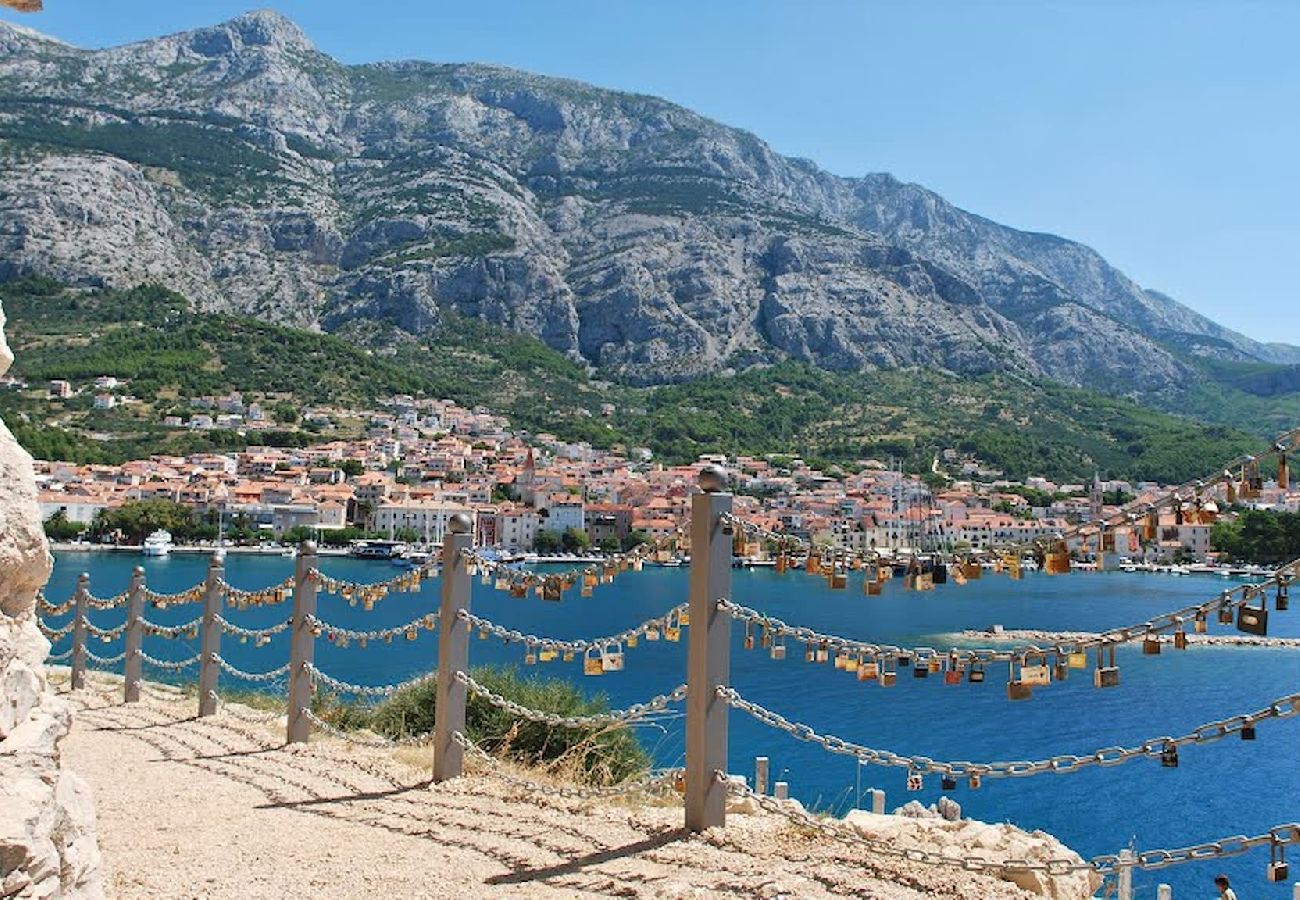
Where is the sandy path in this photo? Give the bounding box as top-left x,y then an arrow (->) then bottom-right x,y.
60,676 -> 1034,899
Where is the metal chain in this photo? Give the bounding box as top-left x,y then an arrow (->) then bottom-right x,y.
36,592 -> 76,616
85,590 -> 130,610
452,730 -> 685,800
457,603 -> 688,654
84,649 -> 126,667
214,614 -> 292,642
137,651 -> 201,670
304,612 -> 437,647
39,620 -> 75,639
307,566 -> 432,605
85,620 -> 127,640
218,576 -> 296,607
721,686 -> 1300,780
302,661 -> 435,697
211,655 -> 290,683
140,616 -> 204,638
456,671 -> 688,727
144,585 -> 205,606
47,648 -> 73,662
298,707 -> 435,747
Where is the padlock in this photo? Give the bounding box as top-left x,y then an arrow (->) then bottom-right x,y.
834,650 -> 848,671
968,774 -> 982,790
1142,627 -> 1161,655
1241,722 -> 1257,740
1173,617 -> 1188,650
743,623 -> 755,651
1159,742 -> 1178,768
844,654 -> 860,674
770,637 -> 786,661
1020,651 -> 1051,687
1068,650 -> 1088,669
906,768 -> 923,792
1237,591 -> 1269,636
1267,839 -> 1289,882
940,775 -> 957,791
761,625 -> 773,649
1194,610 -> 1208,634
523,644 -> 537,665
1217,594 -> 1234,625
1276,581 -> 1290,612
1053,653 -> 1069,682
601,641 -> 625,672
815,641 -> 830,664
878,656 -> 897,687
913,656 -> 929,679
583,646 -> 604,676
805,642 -> 817,663
1094,644 -> 1120,689
968,660 -> 986,684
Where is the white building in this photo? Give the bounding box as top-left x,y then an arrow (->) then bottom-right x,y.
374,499 -> 474,544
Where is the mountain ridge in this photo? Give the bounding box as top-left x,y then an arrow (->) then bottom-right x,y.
1,10 -> 1298,402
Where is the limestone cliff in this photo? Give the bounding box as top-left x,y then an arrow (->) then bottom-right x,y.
0,299 -> 102,898
1,11 -> 1296,398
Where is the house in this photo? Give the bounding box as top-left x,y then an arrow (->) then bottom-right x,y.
49,380 -> 72,399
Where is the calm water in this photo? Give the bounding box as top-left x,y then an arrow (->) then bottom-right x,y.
45,551 -> 1300,898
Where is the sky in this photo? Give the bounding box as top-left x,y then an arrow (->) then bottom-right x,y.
3,1 -> 1298,345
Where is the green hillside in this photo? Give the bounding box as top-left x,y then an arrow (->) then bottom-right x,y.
0,279 -> 1269,483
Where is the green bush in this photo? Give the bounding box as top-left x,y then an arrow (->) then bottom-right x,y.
370,665 -> 649,786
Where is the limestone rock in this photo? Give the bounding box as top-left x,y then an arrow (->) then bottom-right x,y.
0,299 -> 103,898
845,810 -> 1100,900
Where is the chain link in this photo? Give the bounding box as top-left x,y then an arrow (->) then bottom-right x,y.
47,648 -> 73,662
304,612 -> 437,647
211,655 -> 290,683
85,620 -> 127,640
302,661 -> 435,697
215,614 -> 292,643
39,619 -> 75,639
721,686 -> 1300,780
140,616 -> 204,638
457,671 -> 688,728
84,649 -> 126,667
458,603 -> 688,654
36,592 -> 76,616
137,651 -> 201,670
298,707 -> 434,746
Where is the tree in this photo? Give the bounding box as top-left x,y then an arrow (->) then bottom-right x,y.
597,537 -> 620,554
339,458 -> 364,477
271,401 -> 300,425
561,527 -> 591,553
91,499 -> 198,544
533,530 -> 561,553
43,510 -> 86,541
621,530 -> 651,552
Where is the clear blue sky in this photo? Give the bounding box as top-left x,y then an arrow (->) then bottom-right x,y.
5,1 -> 1298,345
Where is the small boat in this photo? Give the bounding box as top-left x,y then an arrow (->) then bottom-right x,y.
142,530 -> 173,557
350,540 -> 407,560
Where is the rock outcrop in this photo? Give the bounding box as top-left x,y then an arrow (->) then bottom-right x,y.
0,11 -> 1296,396
846,809 -> 1100,900
0,300 -> 102,898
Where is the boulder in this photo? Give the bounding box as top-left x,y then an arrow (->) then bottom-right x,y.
0,299 -> 103,898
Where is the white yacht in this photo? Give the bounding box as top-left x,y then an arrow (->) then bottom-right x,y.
142,529 -> 174,557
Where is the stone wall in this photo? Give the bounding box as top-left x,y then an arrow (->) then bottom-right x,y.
0,300 -> 103,898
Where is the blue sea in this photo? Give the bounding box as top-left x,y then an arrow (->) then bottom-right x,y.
43,551 -> 1300,898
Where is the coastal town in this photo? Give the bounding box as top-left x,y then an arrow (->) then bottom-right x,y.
34,390 -> 1299,562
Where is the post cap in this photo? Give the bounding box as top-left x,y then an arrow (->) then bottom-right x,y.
449,513 -> 473,534
698,464 -> 727,493
78,572 -> 90,582
211,548 -> 226,565
133,566 -> 146,576
300,540 -> 318,554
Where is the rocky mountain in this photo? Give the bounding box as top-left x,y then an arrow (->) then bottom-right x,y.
1,9 -> 1296,393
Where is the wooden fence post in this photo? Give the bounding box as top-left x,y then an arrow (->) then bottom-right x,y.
197,551 -> 224,717
123,566 -> 145,703
286,541 -> 319,743
434,512 -> 473,783
686,464 -> 732,832
70,572 -> 89,690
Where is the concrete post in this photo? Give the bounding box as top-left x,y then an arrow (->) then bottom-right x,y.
1117,848 -> 1135,900
123,567 -> 145,703
197,551 -> 224,717
774,781 -> 789,800
755,757 -> 769,796
1156,885 -> 1171,900
286,542 -> 319,743
70,573 -> 89,690
686,464 -> 732,832
868,788 -> 886,815
434,513 -> 474,782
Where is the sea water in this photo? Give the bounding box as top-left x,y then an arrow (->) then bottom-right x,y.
43,552 -> 1300,897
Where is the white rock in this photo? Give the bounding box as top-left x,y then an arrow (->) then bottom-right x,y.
0,299 -> 103,898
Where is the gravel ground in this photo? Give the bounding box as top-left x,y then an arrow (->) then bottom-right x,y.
60,674 -> 1042,899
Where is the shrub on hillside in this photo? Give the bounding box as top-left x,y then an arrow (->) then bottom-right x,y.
370,665 -> 650,786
